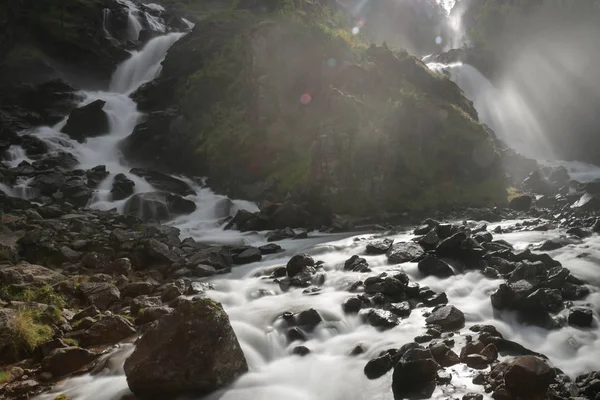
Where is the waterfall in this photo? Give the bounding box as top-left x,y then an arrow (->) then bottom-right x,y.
3,145 -> 32,168
109,32 -> 182,94
102,8 -> 112,38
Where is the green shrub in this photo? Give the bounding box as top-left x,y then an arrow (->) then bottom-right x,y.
8,309 -> 53,355
0,370 -> 12,385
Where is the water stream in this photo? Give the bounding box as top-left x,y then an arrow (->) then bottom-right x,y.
0,3 -> 597,400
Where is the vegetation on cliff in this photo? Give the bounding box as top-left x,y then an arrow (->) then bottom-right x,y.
131,0 -> 506,215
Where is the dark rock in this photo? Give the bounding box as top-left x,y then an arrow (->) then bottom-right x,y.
124,299 -> 248,398
344,255 -> 371,272
286,254 -> 315,277
160,283 -> 183,303
364,351 -> 395,379
425,305 -> 465,331
392,348 -> 438,399
366,238 -> 393,255
462,393 -> 483,400
135,306 -> 173,325
258,243 -> 282,254
295,309 -> 322,331
42,346 -> 97,377
233,247 -> 262,265
287,327 -> 307,342
435,232 -> 467,257
504,356 -> 555,399
129,168 -> 195,196
509,195 -> 533,211
572,193 -> 600,212
111,173 -> 135,201
79,282 -> 121,311
343,297 -> 364,314
61,100 -> 109,142
73,306 -> 100,321
418,256 -> 454,278
366,309 -> 399,330
464,354 -> 490,369
292,346 -> 310,356
388,301 -> 411,318
124,191 -> 196,222
386,242 -> 424,264
131,295 -> 162,316
568,307 -> 593,328
436,369 -> 452,384
79,315 -> 136,346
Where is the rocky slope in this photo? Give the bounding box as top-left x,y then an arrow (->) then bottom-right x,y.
126,0 -> 506,215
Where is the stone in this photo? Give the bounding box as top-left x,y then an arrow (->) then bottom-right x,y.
160,283 -> 183,303
386,242 -> 424,264
572,193 -> 600,212
0,262 -> 65,285
131,295 -> 162,316
286,253 -> 314,277
124,192 -> 196,222
364,351 -> 395,379
232,247 -> 262,264
504,356 -> 555,399
121,282 -> 157,298
342,297 -> 363,314
418,256 -> 454,278
124,298 -> 248,399
135,306 -> 173,325
392,349 -> 438,399
111,173 -> 135,201
366,309 -> 399,330
79,282 -> 121,311
129,168 -> 195,196
425,305 -> 465,331
72,306 -> 101,321
258,243 -> 282,254
344,255 -> 371,272
77,315 -> 136,346
365,238 -> 393,255
462,394 -> 483,400
146,239 -> 181,264
389,301 -> 411,318
509,195 -> 533,211
41,346 -> 98,377
0,242 -> 18,263
429,342 -> 459,367
61,100 -> 109,142
295,309 -> 322,331
292,346 -> 310,356
568,307 -> 593,328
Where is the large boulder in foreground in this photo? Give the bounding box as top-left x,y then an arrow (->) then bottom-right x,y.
61,99 -> 109,142
124,298 -> 248,399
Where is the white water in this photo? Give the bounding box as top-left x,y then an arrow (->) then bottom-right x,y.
3,145 -> 32,168
102,8 -> 112,39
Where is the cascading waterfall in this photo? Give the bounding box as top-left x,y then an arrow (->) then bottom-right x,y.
102,8 -> 112,38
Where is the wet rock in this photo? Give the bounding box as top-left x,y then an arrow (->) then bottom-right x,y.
392,348 -> 438,399
572,193 -> 600,212
292,346 -> 310,356
129,168 -> 195,196
232,247 -> 262,265
418,230 -> 440,250
61,100 -> 109,142
160,283 -> 183,303
436,369 -> 452,384
366,238 -> 393,255
265,227 -> 295,242
386,242 -> 424,264
295,309 -> 322,331
124,298 -> 248,399
344,255 -> 371,272
186,281 -> 213,296
111,173 -> 135,201
491,280 -> 534,310
131,295 -> 162,316
509,195 -> 533,211
567,226 -> 592,238
364,350 -> 395,379
187,247 -> 232,271
388,301 -> 411,318
79,282 -> 121,311
418,256 -> 454,278
135,306 -> 173,325
435,232 -> 467,258
504,356 -> 555,399
287,327 -> 307,342
42,346 -> 98,377
429,342 -> 459,367
124,191 -> 196,221
258,243 -> 282,254
286,253 -> 315,277
343,297 -> 364,314
425,305 -> 465,331
568,307 -> 593,328
78,315 -> 136,346
366,309 -> 399,330
462,393 -> 483,400
464,354 -> 490,369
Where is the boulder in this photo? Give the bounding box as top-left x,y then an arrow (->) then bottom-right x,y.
111,173 -> 135,200
258,243 -> 282,254
425,305 -> 465,331
385,242 -> 424,264
509,195 -> 533,211
366,309 -> 399,330
86,165 -> 109,188
392,348 -> 438,399
344,255 -> 371,272
366,238 -> 393,255
418,256 -> 454,278
286,254 -> 315,277
135,306 -> 173,325
568,307 -> 593,328
129,168 -> 195,196
124,298 -> 248,398
364,350 -> 396,379
41,346 -> 98,377
124,191 -> 196,222
232,247 -> 262,265
572,193 -> 600,212
61,100 -> 109,142
504,356 -> 555,399
0,262 -> 65,285
78,315 -> 136,346
79,282 -> 120,311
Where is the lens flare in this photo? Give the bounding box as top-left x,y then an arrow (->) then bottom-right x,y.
300,93 -> 312,105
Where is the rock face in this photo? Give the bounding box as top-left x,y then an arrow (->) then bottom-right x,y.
124,298 -> 248,398
61,100 -> 110,142
504,356 -> 555,399
41,347 -> 98,377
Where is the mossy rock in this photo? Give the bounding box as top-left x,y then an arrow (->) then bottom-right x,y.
132,0 -> 507,214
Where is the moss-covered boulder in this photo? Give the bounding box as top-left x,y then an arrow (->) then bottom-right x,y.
129,1 -> 506,215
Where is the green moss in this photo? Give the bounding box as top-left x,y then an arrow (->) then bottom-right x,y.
0,284 -> 66,309
54,394 -> 72,400
0,370 -> 12,385
63,338 -> 79,347
8,309 -> 53,355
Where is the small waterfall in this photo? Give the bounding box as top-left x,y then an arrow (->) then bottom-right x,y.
144,12 -> 166,33
3,145 -> 32,168
109,32 -> 183,94
127,9 -> 142,42
102,8 -> 112,38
